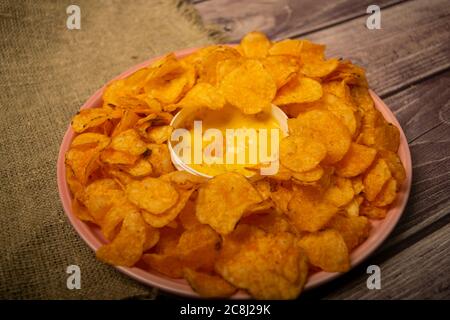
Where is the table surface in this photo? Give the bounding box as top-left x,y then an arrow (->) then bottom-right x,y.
161,0 -> 450,300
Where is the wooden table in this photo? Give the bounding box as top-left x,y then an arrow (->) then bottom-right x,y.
182,0 -> 450,300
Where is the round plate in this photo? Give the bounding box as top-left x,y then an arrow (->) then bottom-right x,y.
57,47 -> 412,298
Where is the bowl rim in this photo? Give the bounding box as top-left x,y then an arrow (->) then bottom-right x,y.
57,46 -> 412,298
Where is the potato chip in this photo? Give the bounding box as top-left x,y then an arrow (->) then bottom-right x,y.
126,177 -> 178,214
240,31 -> 271,58
198,45 -> 241,84
216,230 -> 308,299
178,200 -> 201,230
101,202 -> 136,241
71,108 -> 118,133
176,83 -> 226,110
100,149 -> 139,165
142,188 -> 193,228
371,177 -> 397,207
280,135 -> 327,173
268,39 -> 303,57
378,149 -> 406,184
289,109 -> 351,164
219,59 -> 276,114
112,109 -> 140,137
363,158 -> 392,201
324,176 -> 354,207
183,268 -> 237,298
287,185 -> 338,232
320,93 -> 358,136
240,210 -> 293,234
72,197 -> 95,223
96,211 -> 147,267
270,185 -> 293,213
360,202 -> 387,219
261,55 -> 300,89
301,58 -> 339,78
215,58 -> 245,84
325,60 -> 368,87
196,172 -> 262,234
143,253 -> 184,278
147,143 -> 175,176
110,129 -> 147,156
327,214 -> 370,251
121,158 -> 153,177
352,176 -> 364,195
291,166 -> 324,183
274,75 -> 322,105
160,171 -> 208,190
71,132 -> 110,150
153,226 -> 183,254
335,143 -> 377,177
298,229 -> 350,272
146,125 -> 173,144
82,179 -> 125,223
374,121 -> 400,152
143,224 -> 161,252
65,146 -> 101,185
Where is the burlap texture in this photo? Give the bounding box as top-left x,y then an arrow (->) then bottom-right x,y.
0,0 -> 222,299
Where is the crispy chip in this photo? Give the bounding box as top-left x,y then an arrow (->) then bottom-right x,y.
177,83 -> 226,110
268,39 -> 303,57
324,176 -> 354,207
335,143 -> 377,177
291,166 -> 324,183
240,31 -> 271,58
147,143 -> 176,176
183,269 -> 237,298
198,46 -> 241,84
126,177 -> 179,214
287,185 -> 338,232
363,158 -> 392,201
371,177 -> 397,207
274,75 -> 322,105
110,129 -> 147,156
289,109 -> 351,164
100,149 -> 139,165
280,135 -> 327,173
121,158 -> 153,177
178,200 -> 201,230
378,149 -> 406,184
220,60 -> 276,114
71,108 -> 117,133
360,202 -> 387,219
216,230 -> 308,299
196,172 -> 262,234
83,179 -> 125,222
298,229 -> 350,272
141,188 -> 193,228
101,202 -> 136,241
327,214 -> 371,251
96,211 -> 147,267
261,55 -> 300,89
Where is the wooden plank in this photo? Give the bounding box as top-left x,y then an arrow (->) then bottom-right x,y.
326,223 -> 450,299
300,71 -> 450,299
194,0 -> 404,41
300,0 -> 450,97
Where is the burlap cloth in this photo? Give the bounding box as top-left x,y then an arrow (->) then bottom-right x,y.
0,0 -> 223,299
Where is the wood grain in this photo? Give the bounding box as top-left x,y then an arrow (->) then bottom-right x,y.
194,0 -> 405,41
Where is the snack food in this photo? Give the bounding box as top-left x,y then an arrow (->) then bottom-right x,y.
64,31 -> 406,299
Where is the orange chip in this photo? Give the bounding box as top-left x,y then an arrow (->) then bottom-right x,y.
280,135 -> 327,173
291,166 -> 324,183
196,172 -> 262,234
183,269 -> 237,298
335,143 -> 377,177
289,109 -> 351,164
71,108 -> 117,133
363,158 -> 392,201
177,83 -> 226,110
147,143 -> 175,176
360,202 -> 387,219
268,39 -> 303,57
110,129 -> 147,156
327,214 -> 371,251
100,202 -> 136,241
216,229 -> 308,299
261,55 -> 300,89
126,177 -> 179,214
96,211 -> 147,267
287,185 -> 338,232
240,31 -> 271,58
324,176 -> 354,207
371,177 -> 397,207
219,60 -> 276,114
378,149 -> 406,184
100,149 -> 139,165
197,45 -> 241,84
178,200 -> 201,230
274,75 -> 322,105
298,229 -> 350,272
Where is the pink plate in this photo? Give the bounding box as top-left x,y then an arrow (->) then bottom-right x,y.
57,47 -> 412,298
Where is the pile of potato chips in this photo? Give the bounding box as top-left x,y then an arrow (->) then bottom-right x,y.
65,31 -> 406,299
